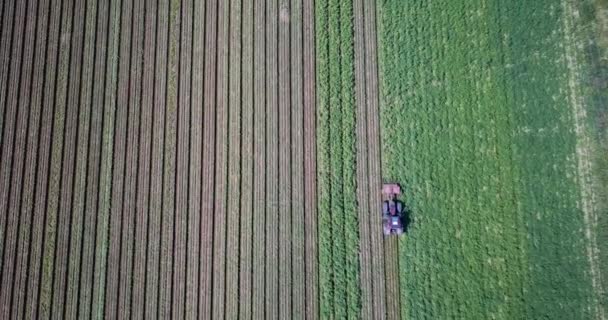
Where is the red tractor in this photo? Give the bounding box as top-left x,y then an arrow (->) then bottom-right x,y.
382,183 -> 405,235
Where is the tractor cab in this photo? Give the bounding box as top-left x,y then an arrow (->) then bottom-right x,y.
382,183 -> 405,235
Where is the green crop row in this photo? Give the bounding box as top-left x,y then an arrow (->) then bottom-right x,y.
378,0 -> 598,318
316,0 -> 361,317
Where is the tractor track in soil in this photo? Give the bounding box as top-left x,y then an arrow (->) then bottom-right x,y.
0,0 -> 318,318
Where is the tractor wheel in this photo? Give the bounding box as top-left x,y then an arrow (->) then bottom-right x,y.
396,201 -> 403,214
382,201 -> 389,215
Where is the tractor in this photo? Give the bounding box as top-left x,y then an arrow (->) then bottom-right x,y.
382,183 -> 405,235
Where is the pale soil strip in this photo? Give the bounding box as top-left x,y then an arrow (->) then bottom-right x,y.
173,0 -> 189,316
278,0 -> 293,318
50,0 -> 85,317
131,0 -> 156,317
200,0 -> 218,317
117,0 -> 144,317
364,0 -> 387,316
159,0 -> 178,314
144,0 -> 167,318
252,0 -> 267,317
104,0 -> 133,316
0,0 -> 17,161
91,0 -> 121,316
19,0 -> 51,317
266,0 -> 280,316
212,0 -> 230,317
187,0 -> 204,317
352,0 -> 373,316
0,0 -> 37,317
562,1 -> 605,319
303,0 -> 318,317
290,0 -> 305,318
239,0 -> 254,317
78,0 -> 109,317
225,0 -> 242,315
0,0 -> 27,303
384,238 -> 400,320
63,0 -> 97,317
37,0 -> 72,315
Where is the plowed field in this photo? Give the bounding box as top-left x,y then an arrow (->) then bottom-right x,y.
0,0 -> 605,319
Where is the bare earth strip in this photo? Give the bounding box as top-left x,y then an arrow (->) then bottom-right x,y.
225,0 -> 243,316
173,0 -> 189,316
159,0 -> 179,315
63,0 -> 98,317
265,0 -> 280,317
51,0 -> 85,317
562,1 -> 606,318
0,0 -> 27,306
144,0 -> 167,317
239,0 -> 255,317
0,0 -> 17,161
77,0 -> 109,317
118,0 -> 144,318
252,0 -> 267,316
303,0 -> 319,316
200,0 -> 218,317
104,0 -> 133,316
353,0 -> 391,318
278,0 -> 293,318
20,0 -> 52,316
364,0 -> 389,317
0,0 -> 38,317
174,0 -> 191,316
290,0 -> 306,318
131,0 -> 156,317
187,0 -> 205,317
212,0 -> 230,317
91,0 -> 121,316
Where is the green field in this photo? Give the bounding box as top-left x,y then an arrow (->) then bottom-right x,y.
378,0 -> 607,319
316,0 -> 362,317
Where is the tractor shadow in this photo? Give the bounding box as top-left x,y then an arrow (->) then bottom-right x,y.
398,201 -> 412,234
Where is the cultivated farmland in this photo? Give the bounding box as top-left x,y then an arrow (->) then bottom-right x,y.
378,0 -> 608,319
0,0 -> 606,319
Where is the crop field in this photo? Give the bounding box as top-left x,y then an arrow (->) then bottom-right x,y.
378,0 -> 608,319
0,0 -> 606,319
0,0 -> 320,318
